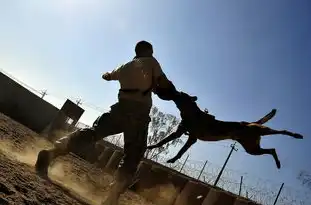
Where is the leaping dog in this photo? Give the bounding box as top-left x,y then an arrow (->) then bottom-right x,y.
147,92 -> 303,169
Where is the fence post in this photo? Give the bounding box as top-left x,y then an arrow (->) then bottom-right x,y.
214,142 -> 237,186
197,160 -> 208,180
273,183 -> 284,205
179,154 -> 189,173
239,176 -> 243,196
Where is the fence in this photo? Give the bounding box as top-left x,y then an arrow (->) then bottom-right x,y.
100,134 -> 311,205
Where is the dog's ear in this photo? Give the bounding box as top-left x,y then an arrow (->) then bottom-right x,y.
190,96 -> 198,101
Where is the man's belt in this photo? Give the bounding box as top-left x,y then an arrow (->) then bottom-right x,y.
119,87 -> 152,96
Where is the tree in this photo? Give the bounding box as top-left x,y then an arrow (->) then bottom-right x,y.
145,106 -> 183,161
297,170 -> 311,190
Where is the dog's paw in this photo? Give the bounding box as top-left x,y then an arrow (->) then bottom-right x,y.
293,133 -> 303,139
276,160 -> 281,169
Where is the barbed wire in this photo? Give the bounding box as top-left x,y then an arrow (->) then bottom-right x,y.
2,68 -> 311,205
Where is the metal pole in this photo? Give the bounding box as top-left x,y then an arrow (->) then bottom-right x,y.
214,142 -> 238,186
273,183 -> 284,205
76,99 -> 82,106
41,90 -> 47,99
239,176 -> 243,196
198,160 -> 208,180
179,154 -> 189,173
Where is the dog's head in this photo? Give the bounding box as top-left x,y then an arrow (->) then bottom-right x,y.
180,92 -> 198,102
173,91 -> 199,113
153,80 -> 178,101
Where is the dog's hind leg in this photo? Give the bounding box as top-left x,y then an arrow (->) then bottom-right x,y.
259,127 -> 303,139
147,124 -> 185,149
253,148 -> 281,169
238,137 -> 281,169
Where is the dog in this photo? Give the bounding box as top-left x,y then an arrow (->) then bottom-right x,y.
147,92 -> 303,169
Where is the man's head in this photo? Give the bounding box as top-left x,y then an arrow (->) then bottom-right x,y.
135,41 -> 153,57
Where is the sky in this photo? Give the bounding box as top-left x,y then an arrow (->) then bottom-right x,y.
0,0 -> 310,199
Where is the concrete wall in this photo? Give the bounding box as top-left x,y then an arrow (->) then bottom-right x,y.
88,141 -> 261,205
0,72 -> 59,133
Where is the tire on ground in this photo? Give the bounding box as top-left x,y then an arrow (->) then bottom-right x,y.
202,188 -> 236,205
104,150 -> 123,174
96,146 -> 114,168
174,180 -> 210,205
129,161 -> 153,191
169,173 -> 189,193
137,165 -> 180,205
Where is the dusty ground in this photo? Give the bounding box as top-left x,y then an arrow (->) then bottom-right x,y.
0,113 -> 155,205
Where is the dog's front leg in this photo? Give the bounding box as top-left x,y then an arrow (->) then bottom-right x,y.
147,124 -> 185,149
167,137 -> 197,163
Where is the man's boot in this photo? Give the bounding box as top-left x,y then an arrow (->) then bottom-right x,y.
35,148 -> 67,178
35,149 -> 52,178
35,128 -> 97,178
35,132 -> 73,177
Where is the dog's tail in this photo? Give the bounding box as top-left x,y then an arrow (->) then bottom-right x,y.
253,109 -> 277,125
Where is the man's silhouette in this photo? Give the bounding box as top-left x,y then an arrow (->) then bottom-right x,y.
35,40 -> 176,205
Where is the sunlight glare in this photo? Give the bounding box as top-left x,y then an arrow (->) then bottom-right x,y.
53,0 -> 104,15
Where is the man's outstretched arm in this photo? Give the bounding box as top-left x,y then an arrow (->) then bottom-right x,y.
102,65 -> 123,81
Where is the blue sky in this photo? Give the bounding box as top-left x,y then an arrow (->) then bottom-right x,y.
1,0 -> 310,198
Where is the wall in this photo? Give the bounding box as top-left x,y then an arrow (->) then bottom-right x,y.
0,72 -> 59,133
84,140 -> 261,205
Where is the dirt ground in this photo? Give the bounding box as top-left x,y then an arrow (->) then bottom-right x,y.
0,113 -> 155,205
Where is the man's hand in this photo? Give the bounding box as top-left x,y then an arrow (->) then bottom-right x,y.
102,72 -> 111,81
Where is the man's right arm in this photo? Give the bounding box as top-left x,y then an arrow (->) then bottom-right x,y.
102,64 -> 123,81
152,59 -> 172,89
152,58 -> 178,100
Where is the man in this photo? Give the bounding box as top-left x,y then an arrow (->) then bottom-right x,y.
35,41 -> 176,205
